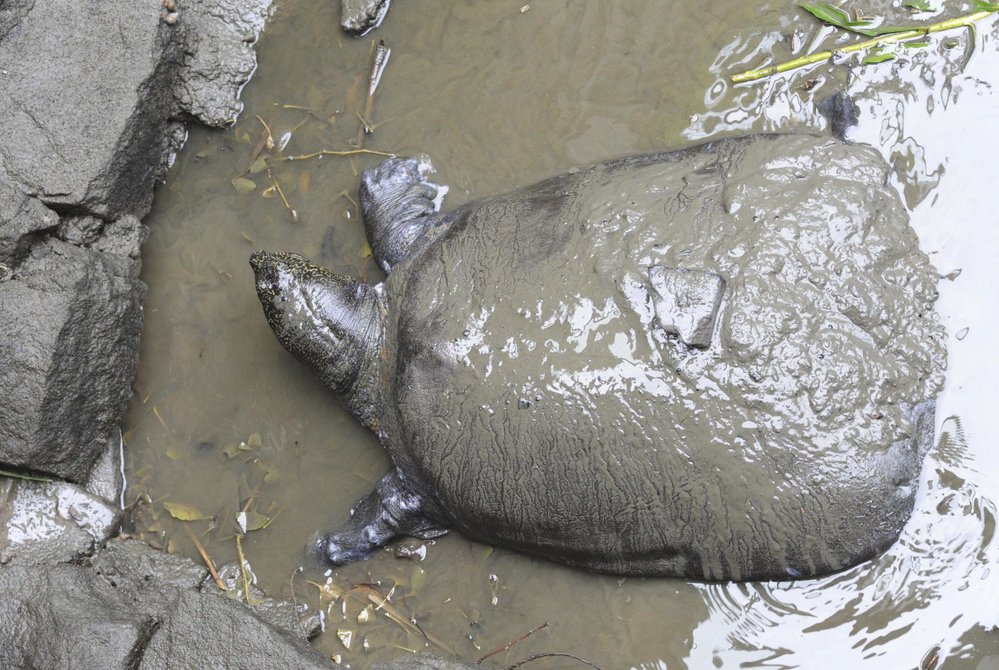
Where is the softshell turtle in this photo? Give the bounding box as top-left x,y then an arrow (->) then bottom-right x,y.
250,134 -> 945,581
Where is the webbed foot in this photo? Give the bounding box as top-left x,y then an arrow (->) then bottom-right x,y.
359,157 -> 449,273
317,469 -> 448,565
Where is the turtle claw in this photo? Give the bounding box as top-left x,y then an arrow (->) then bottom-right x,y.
360,156 -> 450,273
316,470 -> 449,566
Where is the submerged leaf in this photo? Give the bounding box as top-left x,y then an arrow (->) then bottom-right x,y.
249,157 -> 269,174
231,177 -> 257,195
903,0 -> 934,10
237,510 -> 273,533
164,501 -> 209,521
972,0 -> 999,10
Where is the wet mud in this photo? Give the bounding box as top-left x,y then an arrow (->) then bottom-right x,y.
125,0 -> 999,666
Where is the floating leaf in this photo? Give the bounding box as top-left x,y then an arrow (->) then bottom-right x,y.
337,629 -> 353,650
261,185 -> 277,199
862,50 -> 898,64
903,39 -> 931,47
222,442 -> 242,459
972,0 -> 999,10
247,433 -> 263,447
164,501 -> 209,521
798,2 -> 915,36
231,177 -> 257,195
799,3 -> 855,28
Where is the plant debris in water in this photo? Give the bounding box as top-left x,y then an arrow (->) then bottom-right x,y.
731,2 -> 999,82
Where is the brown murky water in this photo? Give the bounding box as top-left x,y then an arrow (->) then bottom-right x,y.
125,1 -> 999,667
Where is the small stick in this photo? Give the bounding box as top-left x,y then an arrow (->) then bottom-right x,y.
235,534 -> 259,605
183,524 -> 226,591
478,622 -> 550,663
255,114 -> 275,149
271,148 -> 396,163
508,653 -> 603,670
731,9 -> 995,83
355,39 -> 391,148
267,169 -> 298,223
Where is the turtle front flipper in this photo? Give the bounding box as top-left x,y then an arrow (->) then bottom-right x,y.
360,157 -> 450,273
318,470 -> 449,565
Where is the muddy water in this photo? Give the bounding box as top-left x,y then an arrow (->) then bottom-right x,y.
125,1 -> 999,667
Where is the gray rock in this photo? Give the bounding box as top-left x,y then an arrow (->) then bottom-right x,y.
56,214 -> 107,247
139,589 -> 333,670
92,215 -> 149,270
0,0 -> 185,219
91,538 -> 209,595
84,432 -> 125,505
174,0 -> 273,127
0,239 -> 145,482
210,563 -> 323,640
342,0 -> 392,34
649,266 -> 725,348
0,540 -> 338,670
0,478 -> 121,565
0,176 -> 59,266
0,565 -> 157,670
0,0 -> 32,42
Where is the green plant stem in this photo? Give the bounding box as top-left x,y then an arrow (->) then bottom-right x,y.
731,9 -> 995,83
0,468 -> 51,482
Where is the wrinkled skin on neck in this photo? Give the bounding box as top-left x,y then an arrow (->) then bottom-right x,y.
250,251 -> 387,428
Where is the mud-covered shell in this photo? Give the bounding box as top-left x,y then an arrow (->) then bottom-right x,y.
382,135 -> 945,580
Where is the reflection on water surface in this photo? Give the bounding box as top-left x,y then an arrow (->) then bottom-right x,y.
126,1 -> 999,666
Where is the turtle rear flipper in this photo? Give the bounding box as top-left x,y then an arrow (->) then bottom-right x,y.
360,157 -> 450,273
318,470 -> 448,565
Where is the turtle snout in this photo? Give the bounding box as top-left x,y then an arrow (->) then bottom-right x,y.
249,251 -> 280,288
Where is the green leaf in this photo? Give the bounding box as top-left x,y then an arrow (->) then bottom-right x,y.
903,0 -> 934,11
972,0 -> 999,11
862,50 -> 898,64
902,40 -> 931,47
231,177 -> 256,195
798,3 -> 919,36
799,3 -> 856,29
237,510 -> 273,533
163,501 -> 209,521
249,157 -> 269,174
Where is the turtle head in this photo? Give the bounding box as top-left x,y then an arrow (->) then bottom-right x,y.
250,251 -> 386,427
